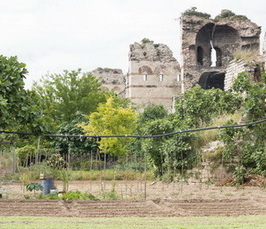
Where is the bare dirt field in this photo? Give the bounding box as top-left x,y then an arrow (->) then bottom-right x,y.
0,180 -> 266,217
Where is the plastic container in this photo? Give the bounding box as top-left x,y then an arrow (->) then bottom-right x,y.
41,178 -> 55,195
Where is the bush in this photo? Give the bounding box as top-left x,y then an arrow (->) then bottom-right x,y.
38,191 -> 98,200
61,191 -> 98,200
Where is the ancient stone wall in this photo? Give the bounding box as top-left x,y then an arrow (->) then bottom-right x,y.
126,41 -> 181,111
224,60 -> 249,91
181,11 -> 261,91
263,32 -> 266,69
92,10 -> 263,112
91,68 -> 126,96
225,59 -> 265,91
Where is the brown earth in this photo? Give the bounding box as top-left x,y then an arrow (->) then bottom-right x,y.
0,180 -> 266,217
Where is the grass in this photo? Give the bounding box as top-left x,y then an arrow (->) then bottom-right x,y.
71,169 -> 154,181
2,166 -> 155,182
233,49 -> 259,62
198,112 -> 242,147
0,215 -> 265,229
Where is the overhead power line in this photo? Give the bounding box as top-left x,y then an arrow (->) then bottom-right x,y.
0,118 -> 265,139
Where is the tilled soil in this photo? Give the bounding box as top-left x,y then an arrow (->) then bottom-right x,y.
0,180 -> 266,217
0,198 -> 265,217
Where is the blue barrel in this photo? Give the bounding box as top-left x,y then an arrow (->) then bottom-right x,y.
41,178 -> 54,195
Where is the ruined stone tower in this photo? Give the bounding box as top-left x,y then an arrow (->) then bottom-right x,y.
180,9 -> 261,91
126,40 -> 181,111
92,9 -> 263,112
91,67 -> 126,96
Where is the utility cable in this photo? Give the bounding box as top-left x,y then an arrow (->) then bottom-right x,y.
0,118 -> 265,139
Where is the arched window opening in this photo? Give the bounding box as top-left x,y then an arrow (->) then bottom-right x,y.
198,72 -> 225,90
210,40 -> 217,67
215,47 -> 222,67
197,46 -> 204,66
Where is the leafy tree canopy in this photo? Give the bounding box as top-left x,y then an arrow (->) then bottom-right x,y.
80,97 -> 137,156
32,69 -> 108,129
138,105 -> 168,124
52,113 -> 96,156
0,55 -> 38,130
174,85 -> 242,127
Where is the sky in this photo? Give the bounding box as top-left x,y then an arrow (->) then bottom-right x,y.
1,0 -> 265,88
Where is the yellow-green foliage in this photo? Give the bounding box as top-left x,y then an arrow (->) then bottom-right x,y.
80,97 -> 137,156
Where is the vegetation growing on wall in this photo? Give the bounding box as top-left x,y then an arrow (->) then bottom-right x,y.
182,8 -> 248,22
233,50 -> 259,62
219,72 -> 266,179
214,9 -> 248,22
182,7 -> 211,19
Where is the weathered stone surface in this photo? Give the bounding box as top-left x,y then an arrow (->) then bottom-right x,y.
92,9 -> 265,111
126,41 -> 181,112
91,67 -> 125,95
129,42 -> 177,62
181,10 -> 261,91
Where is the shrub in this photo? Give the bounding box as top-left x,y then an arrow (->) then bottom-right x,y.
38,191 -> 98,200
46,153 -> 66,169
61,191 -> 98,200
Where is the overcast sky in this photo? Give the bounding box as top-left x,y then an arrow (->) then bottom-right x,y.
1,0 -> 265,88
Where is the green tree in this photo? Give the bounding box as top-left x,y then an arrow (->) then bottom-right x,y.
130,105 -> 167,167
138,105 -> 168,124
141,117 -> 196,178
174,85 -> 242,127
52,114 -> 97,161
33,69 -> 108,128
219,72 -> 266,177
0,55 -> 36,129
80,97 -> 137,156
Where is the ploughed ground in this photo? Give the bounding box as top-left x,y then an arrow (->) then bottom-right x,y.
0,179 -> 265,217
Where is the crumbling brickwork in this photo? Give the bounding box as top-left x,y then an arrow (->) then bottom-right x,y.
91,67 -> 126,96
225,60 -> 255,91
126,41 -> 181,111
92,10 -> 264,112
181,10 -> 261,91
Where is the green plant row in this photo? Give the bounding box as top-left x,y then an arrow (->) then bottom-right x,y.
37,190 -> 120,201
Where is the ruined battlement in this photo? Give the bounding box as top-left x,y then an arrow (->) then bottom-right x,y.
127,41 -> 181,112
92,9 -> 264,112
181,9 -> 261,91
91,67 -> 125,95
129,41 -> 177,62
